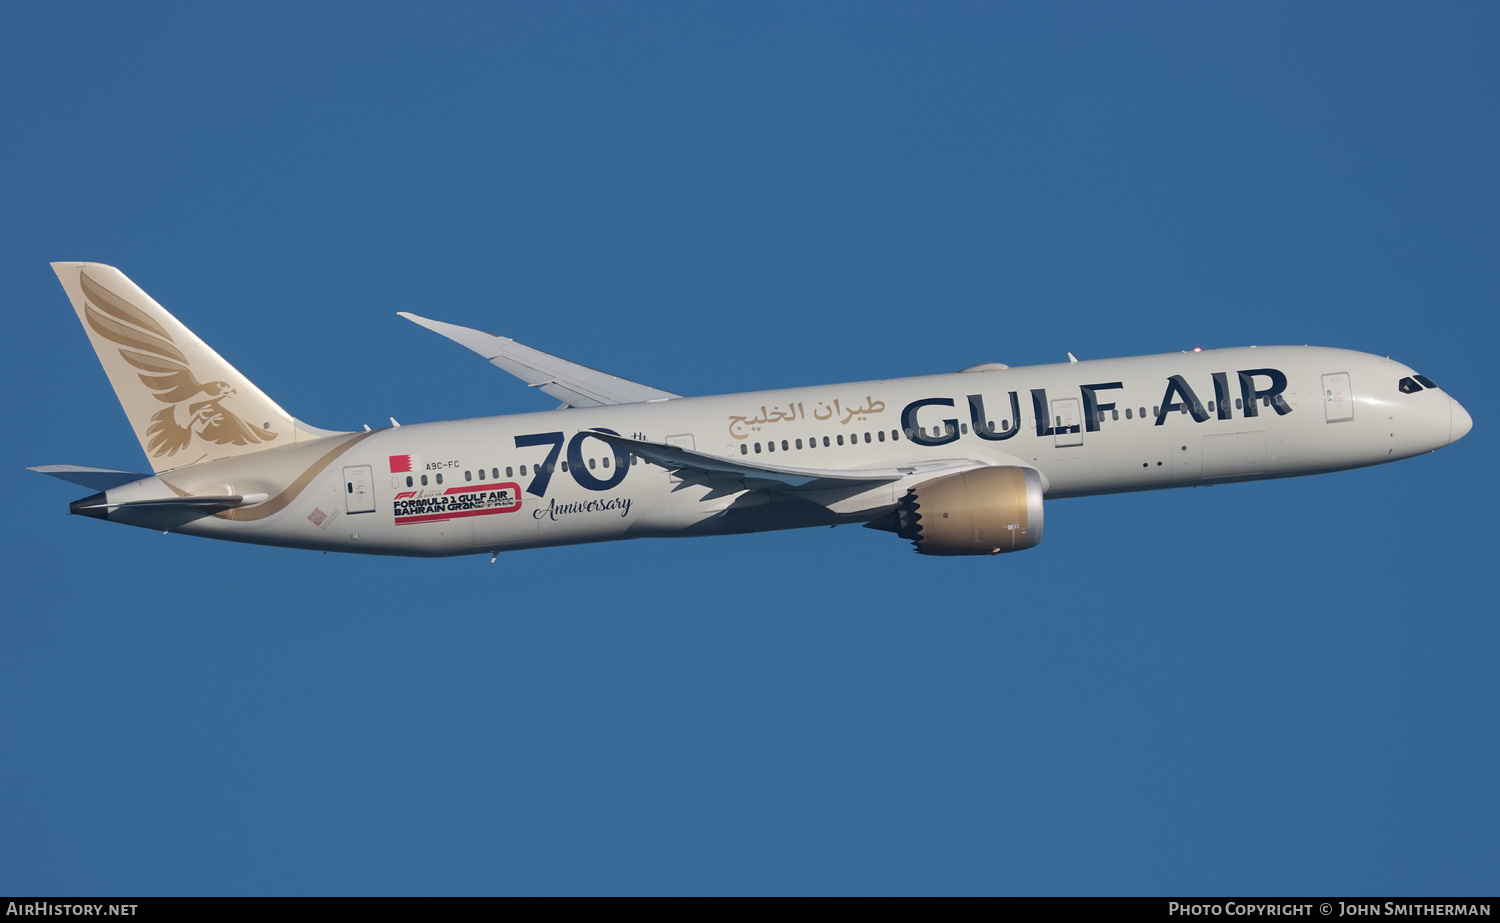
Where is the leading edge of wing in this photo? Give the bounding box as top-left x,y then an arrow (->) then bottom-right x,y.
399,313 -> 681,408
587,430 -> 963,491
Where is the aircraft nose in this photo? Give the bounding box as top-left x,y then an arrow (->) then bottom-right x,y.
1450,397 -> 1473,444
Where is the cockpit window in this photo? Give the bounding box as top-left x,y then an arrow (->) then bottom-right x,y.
1399,377 -> 1423,393
1413,374 -> 1439,390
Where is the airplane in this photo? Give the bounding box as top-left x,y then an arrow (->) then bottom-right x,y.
33,262 -> 1472,559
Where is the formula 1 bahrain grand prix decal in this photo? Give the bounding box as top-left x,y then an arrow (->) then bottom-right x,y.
392,482 -> 523,525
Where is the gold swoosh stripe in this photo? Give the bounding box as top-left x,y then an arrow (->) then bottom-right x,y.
161,429 -> 382,522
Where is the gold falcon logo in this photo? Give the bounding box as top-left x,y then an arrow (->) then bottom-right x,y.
79,272 -> 277,458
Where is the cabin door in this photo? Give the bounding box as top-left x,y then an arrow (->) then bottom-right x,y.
665,434 -> 695,483
1323,373 -> 1354,422
343,465 -> 376,514
1051,398 -> 1083,447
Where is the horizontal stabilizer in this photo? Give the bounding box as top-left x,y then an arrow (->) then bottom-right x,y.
69,491 -> 269,519
29,465 -> 148,490
400,313 -> 681,407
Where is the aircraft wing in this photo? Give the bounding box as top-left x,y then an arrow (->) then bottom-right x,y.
399,313 -> 681,408
586,430 -> 980,492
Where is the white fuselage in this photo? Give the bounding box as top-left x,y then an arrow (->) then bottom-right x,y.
95,345 -> 1469,557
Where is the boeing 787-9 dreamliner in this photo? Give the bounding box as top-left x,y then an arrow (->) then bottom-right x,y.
33,263 -> 1472,558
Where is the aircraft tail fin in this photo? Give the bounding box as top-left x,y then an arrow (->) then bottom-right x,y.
51,262 -> 344,474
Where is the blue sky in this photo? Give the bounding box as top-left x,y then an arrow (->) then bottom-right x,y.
2,2 -> 1495,895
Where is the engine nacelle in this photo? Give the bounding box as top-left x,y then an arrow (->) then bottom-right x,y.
896,466 -> 1044,556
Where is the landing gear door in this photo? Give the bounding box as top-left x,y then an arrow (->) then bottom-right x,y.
343,465 -> 376,514
1051,398 -> 1083,447
1323,373 -> 1354,422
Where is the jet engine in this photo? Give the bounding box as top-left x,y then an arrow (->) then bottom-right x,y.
893,466 -> 1044,556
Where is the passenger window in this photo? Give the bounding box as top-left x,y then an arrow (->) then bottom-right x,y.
602,456 -> 610,468
823,436 -> 830,447
767,441 -> 775,452
520,465 -> 528,476
740,444 -> 748,455
560,461 -> 568,472
1235,398 -> 1242,410
796,438 -> 803,449
1111,410 -> 1119,421
877,431 -> 885,442
755,443 -> 762,454
465,470 -> 472,482
506,467 -> 513,478
436,473 -> 443,485
837,435 -> 844,446
588,458 -> 596,469
405,475 -> 413,487
420,475 -> 428,486
782,440 -> 789,451
864,432 -> 872,443
1125,408 -> 1132,419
